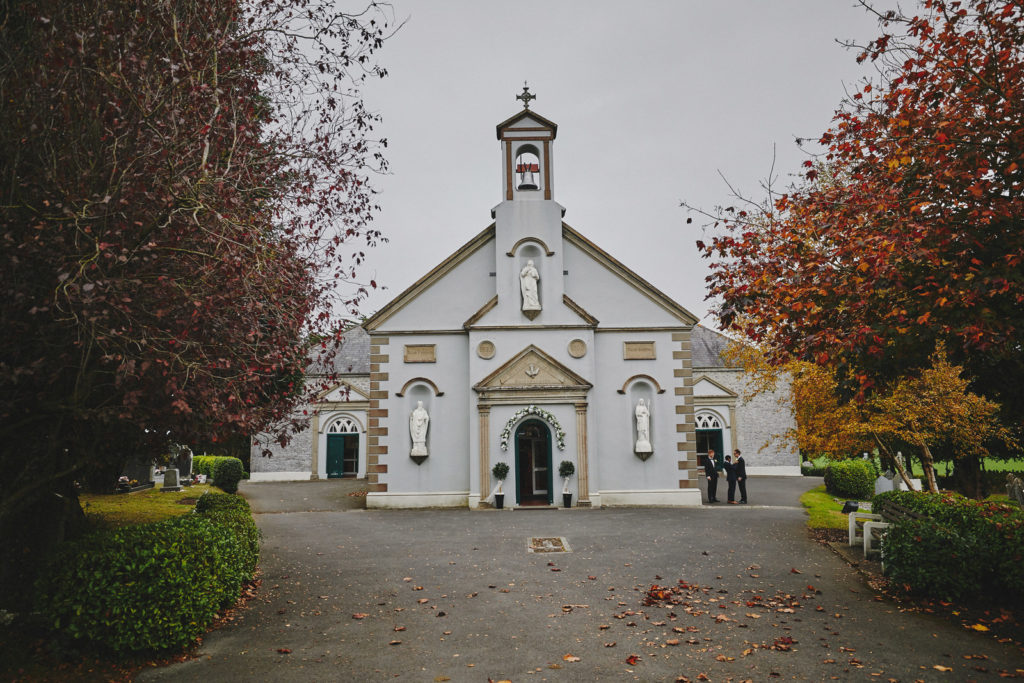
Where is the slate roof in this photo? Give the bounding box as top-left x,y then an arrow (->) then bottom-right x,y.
691,324 -> 731,368
308,326 -> 370,376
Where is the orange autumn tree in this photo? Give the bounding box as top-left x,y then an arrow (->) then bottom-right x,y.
723,341 -> 873,460
870,348 -> 1013,493
694,0 -> 1024,456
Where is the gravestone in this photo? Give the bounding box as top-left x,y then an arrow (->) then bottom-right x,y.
874,472 -> 895,496
172,444 -> 193,483
1007,473 -> 1024,507
162,468 -> 181,492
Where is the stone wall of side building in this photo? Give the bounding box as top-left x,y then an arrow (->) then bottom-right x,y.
699,367 -> 800,475
249,404 -> 315,479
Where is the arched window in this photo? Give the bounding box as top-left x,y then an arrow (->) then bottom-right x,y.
327,417 -> 358,433
515,145 -> 541,190
695,411 -> 725,469
695,413 -> 723,430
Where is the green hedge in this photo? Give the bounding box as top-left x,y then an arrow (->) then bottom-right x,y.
211,457 -> 244,494
192,455 -> 245,493
191,455 -> 216,477
823,459 -> 877,499
195,491 -> 250,513
801,461 -> 828,477
872,491 -> 1024,605
34,499 -> 260,653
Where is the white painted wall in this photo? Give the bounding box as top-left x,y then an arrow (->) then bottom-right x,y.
375,236 -> 496,331
378,334 -> 471,494
562,240 -> 690,327
591,329 -> 691,498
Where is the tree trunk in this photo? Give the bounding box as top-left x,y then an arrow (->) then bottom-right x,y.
0,477 -> 86,612
919,442 -> 939,493
950,454 -> 987,499
872,431 -> 915,490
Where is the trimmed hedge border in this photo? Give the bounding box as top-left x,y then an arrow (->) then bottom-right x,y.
871,490 -> 1024,605
192,455 -> 245,493
34,492 -> 260,653
824,459 -> 877,500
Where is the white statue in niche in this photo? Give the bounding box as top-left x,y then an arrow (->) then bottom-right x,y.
634,399 -> 652,454
409,401 -> 430,457
520,259 -> 541,312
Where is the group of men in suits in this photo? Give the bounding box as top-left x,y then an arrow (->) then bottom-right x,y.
702,448 -> 747,504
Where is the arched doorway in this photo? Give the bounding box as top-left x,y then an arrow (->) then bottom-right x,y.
515,419 -> 552,505
695,411 -> 725,471
326,417 -> 360,478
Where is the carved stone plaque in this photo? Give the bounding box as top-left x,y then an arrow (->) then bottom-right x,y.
477,340 -> 496,359
567,339 -> 586,358
623,341 -> 656,360
404,344 -> 436,363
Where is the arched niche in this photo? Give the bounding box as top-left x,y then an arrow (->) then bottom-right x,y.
627,379 -> 655,460
617,374 -> 667,394
506,236 -> 554,257
517,243 -> 543,318
395,377 -> 444,397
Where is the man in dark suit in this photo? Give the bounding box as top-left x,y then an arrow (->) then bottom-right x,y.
734,449 -> 748,504
703,448 -> 719,503
723,454 -> 738,504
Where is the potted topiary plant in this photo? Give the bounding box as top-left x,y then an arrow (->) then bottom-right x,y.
558,460 -> 575,508
492,462 -> 510,509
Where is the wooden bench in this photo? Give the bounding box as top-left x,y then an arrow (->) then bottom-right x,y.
863,499 -> 925,561
848,510 -> 883,547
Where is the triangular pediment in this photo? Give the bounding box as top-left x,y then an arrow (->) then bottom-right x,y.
693,375 -> 737,398
318,380 -> 370,403
496,109 -> 558,139
474,345 -> 591,392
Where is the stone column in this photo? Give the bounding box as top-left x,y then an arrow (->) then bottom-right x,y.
575,402 -> 591,506
310,412 -> 321,480
478,405 -> 491,499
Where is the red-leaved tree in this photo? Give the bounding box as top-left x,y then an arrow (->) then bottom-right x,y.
693,0 -> 1023,439
0,0 -> 393,600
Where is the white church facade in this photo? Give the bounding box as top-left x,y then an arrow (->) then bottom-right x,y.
251,98 -> 799,502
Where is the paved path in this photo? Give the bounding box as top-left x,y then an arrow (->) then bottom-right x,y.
140,478 -> 1023,682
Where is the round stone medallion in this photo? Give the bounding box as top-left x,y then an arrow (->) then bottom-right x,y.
568,338 -> 587,358
477,340 -> 496,359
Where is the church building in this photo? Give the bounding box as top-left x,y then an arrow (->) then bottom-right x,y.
250,93 -> 799,503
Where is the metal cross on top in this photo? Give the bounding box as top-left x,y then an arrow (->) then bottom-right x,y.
516,82 -> 536,109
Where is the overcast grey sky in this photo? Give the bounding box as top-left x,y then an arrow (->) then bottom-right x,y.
356,1 -> 885,325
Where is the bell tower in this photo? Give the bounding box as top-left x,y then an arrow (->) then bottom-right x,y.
497,84 -> 558,202
490,85 -> 568,325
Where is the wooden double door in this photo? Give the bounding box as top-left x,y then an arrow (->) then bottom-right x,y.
515,419 -> 552,505
326,433 -> 359,478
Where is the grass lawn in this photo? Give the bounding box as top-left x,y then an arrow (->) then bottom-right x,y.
80,483 -> 213,527
799,484 -> 860,529
802,455 -> 1023,477
800,484 -> 1017,531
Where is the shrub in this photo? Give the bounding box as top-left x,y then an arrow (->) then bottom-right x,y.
873,490 -> 1024,605
34,502 -> 260,653
211,457 -> 244,494
882,517 -> 981,602
823,459 -> 877,499
195,491 -> 250,514
492,462 -> 509,481
801,460 -> 828,477
192,455 -> 216,477
558,460 -> 575,479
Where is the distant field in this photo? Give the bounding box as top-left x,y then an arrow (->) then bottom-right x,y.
803,455 -> 1023,477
